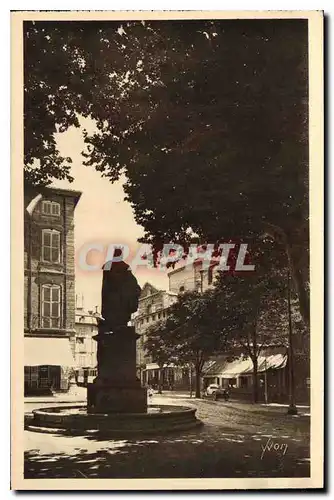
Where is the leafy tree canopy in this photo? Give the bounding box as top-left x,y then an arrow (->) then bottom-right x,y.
165,289 -> 232,370
144,320 -> 174,368
24,19 -> 309,321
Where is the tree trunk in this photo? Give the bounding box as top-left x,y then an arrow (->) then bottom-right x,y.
251,356 -> 259,404
286,244 -> 309,327
158,367 -> 163,394
195,368 -> 201,398
189,365 -> 193,398
250,317 -> 259,404
262,223 -> 309,326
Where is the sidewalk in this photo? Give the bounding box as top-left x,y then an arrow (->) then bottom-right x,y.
24,388 -> 310,418
152,392 -> 310,418
25,385 -> 87,404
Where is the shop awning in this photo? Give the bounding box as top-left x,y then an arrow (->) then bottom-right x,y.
204,354 -> 287,378
25,337 -> 75,367
145,363 -> 177,370
257,354 -> 287,372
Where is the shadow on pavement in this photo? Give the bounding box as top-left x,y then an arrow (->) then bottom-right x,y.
25,419 -> 310,479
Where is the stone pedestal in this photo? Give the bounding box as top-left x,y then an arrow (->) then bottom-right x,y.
87,326 -> 147,414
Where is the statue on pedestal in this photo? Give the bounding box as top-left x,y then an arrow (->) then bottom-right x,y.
88,251 -> 147,413
101,253 -> 141,331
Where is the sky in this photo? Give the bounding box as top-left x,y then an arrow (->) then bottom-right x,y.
52,118 -> 169,311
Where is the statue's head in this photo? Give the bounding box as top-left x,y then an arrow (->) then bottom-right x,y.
102,247 -> 129,272
113,247 -> 123,258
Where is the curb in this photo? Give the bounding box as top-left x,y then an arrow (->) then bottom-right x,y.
25,420 -> 203,438
25,399 -> 87,404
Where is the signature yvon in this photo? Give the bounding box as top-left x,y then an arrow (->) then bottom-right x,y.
261,437 -> 288,460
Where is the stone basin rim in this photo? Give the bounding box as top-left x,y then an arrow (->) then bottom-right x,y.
32,404 -> 196,420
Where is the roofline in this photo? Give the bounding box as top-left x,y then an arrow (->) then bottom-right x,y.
167,259 -> 219,277
138,288 -> 178,301
25,184 -> 82,206
45,186 -> 82,206
167,262 -> 201,276
142,281 -> 159,290
139,290 -> 166,301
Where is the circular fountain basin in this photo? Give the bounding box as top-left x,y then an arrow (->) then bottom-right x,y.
25,404 -> 202,437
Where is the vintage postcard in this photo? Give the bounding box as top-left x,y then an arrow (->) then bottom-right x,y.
11,10 -> 324,490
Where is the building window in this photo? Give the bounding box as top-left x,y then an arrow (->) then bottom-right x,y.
146,305 -> 152,315
42,229 -> 61,263
41,284 -> 61,328
24,366 -> 39,389
42,200 -> 60,216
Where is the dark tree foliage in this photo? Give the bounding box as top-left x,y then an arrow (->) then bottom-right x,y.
165,289 -> 232,398
212,239 -> 304,403
142,288 -> 232,398
24,20 -> 309,323
24,20 -> 187,185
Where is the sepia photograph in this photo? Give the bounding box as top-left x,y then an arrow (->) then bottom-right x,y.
11,9 -> 324,490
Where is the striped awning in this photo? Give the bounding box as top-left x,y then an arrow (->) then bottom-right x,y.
203,354 -> 287,378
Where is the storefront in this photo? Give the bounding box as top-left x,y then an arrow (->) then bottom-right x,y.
142,363 -> 175,389
142,363 -> 194,391
24,336 -> 75,395
203,352 -> 288,403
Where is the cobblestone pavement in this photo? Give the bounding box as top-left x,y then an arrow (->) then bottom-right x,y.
24,394 -> 310,479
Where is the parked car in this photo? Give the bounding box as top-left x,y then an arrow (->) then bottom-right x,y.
205,384 -> 229,401
206,383 -> 220,395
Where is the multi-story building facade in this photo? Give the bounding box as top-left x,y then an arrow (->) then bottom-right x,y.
132,283 -> 178,385
24,185 -> 82,395
73,304 -> 98,370
168,259 -> 219,294
133,282 -> 177,366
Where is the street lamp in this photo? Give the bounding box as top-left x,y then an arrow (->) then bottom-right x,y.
264,357 -> 268,405
287,268 -> 298,415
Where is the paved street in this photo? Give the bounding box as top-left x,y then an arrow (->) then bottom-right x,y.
24,393 -> 310,479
